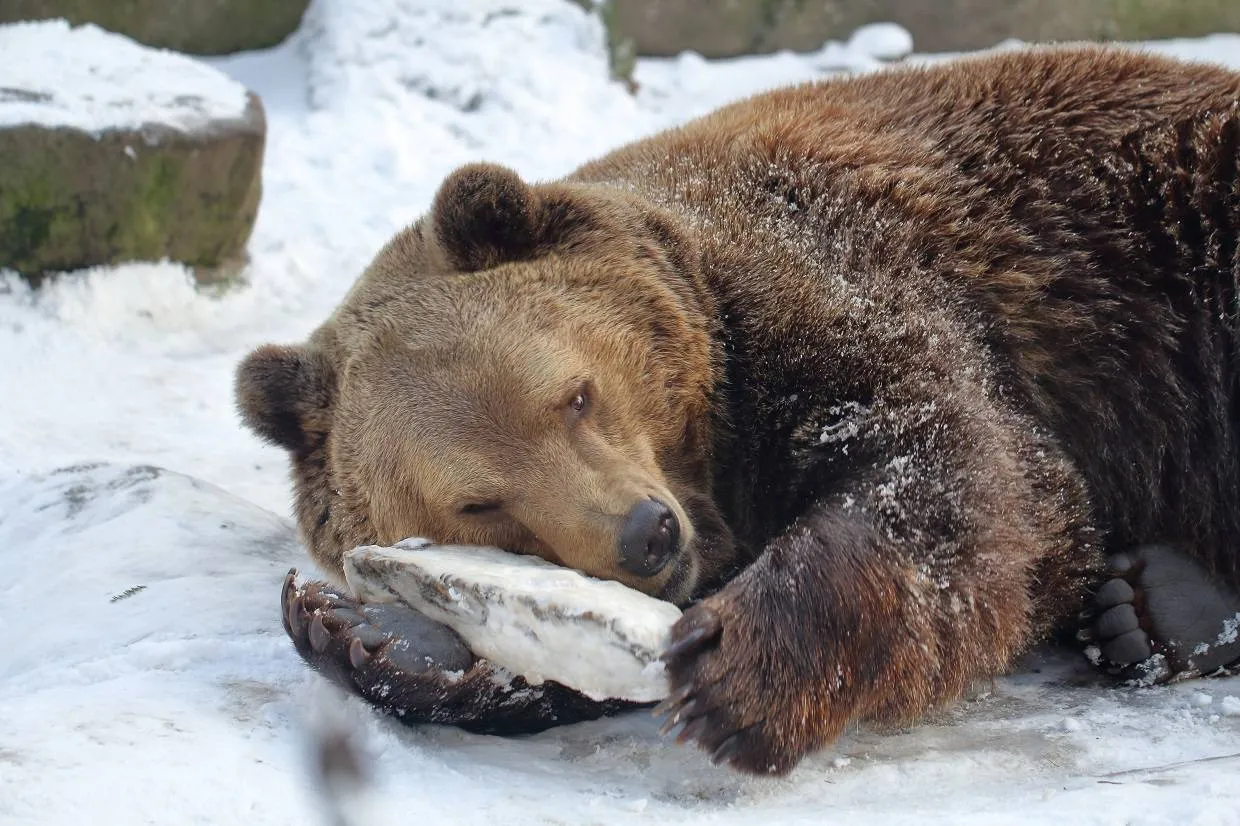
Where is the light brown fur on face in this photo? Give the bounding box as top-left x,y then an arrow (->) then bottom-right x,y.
238,164 -> 732,602
334,282 -> 699,596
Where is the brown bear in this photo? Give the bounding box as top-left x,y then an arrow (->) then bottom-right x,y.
237,44 -> 1240,776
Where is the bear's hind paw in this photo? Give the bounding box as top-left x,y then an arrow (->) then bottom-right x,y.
1080,546 -> 1240,683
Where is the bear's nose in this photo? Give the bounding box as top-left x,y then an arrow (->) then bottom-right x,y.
617,497 -> 680,577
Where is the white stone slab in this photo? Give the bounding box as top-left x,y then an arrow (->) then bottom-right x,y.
344,541 -> 682,702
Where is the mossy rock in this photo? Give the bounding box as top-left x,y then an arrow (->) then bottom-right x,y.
609,0 -> 1240,58
0,96 -> 265,281
0,0 -> 310,55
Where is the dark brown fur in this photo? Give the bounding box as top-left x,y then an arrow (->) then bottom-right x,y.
238,45 -> 1240,775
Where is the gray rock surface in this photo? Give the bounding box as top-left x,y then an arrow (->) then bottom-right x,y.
0,0 -> 310,55
609,0 -> 1240,58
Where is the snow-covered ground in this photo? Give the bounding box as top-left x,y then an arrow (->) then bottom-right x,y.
1,2 -> 1239,823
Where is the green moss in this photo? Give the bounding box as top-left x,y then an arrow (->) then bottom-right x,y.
0,162 -> 69,273
598,0 -> 637,85
1109,0 -> 1240,40
6,206 -> 55,265
123,154 -> 182,258
752,0 -> 812,52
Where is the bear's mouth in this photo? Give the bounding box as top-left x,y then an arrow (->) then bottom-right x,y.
655,546 -> 701,607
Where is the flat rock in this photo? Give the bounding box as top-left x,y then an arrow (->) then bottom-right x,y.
0,0 -> 310,56
344,542 -> 683,702
0,21 -> 264,281
608,0 -> 1240,58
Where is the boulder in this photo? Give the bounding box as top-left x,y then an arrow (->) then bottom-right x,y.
0,0 -> 310,56
608,0 -> 1240,58
0,21 -> 265,282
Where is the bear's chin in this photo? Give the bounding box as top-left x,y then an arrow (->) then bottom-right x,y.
655,548 -> 703,607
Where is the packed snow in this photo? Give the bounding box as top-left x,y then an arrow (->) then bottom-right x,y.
846,22 -> 915,61
345,543 -> 682,702
1,2 -> 1240,824
0,20 -> 250,133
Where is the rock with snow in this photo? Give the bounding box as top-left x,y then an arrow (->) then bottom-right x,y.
0,0 -> 310,55
344,542 -> 683,702
0,21 -> 264,282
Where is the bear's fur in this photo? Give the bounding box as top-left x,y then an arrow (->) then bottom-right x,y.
239,45 -> 1240,775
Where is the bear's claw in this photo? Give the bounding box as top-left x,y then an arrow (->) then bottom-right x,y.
1083,545 -> 1240,682
655,600 -> 787,775
279,569 -> 635,735
348,637 -> 370,668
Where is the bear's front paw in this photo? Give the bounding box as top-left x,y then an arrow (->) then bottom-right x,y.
282,568 -> 477,702
655,596 -> 804,776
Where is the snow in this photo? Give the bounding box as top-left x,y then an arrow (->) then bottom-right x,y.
6,463 -> 1240,826
0,20 -> 250,133
847,23 -> 915,61
1,3 -> 1239,823
345,544 -> 681,702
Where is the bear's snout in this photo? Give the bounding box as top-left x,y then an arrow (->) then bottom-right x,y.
617,497 -> 680,577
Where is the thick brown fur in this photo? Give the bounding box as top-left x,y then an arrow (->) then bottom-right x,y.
238,45 -> 1240,775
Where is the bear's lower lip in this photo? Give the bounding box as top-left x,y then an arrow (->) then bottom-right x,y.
655,551 -> 697,607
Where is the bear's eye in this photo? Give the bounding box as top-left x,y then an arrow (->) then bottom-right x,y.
459,500 -> 502,517
565,380 -> 591,417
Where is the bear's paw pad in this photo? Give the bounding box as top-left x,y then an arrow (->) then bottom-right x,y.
282,569 -> 477,703
1083,545 -> 1240,682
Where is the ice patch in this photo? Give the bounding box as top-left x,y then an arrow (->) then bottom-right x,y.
344,544 -> 682,702
0,20 -> 249,133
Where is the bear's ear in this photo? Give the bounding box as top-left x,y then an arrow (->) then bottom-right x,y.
235,344 -> 335,452
429,163 -> 542,272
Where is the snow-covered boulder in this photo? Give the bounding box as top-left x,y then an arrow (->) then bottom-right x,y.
0,0 -> 310,55
0,21 -> 264,282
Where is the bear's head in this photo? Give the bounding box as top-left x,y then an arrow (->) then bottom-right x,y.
236,163 -> 736,604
